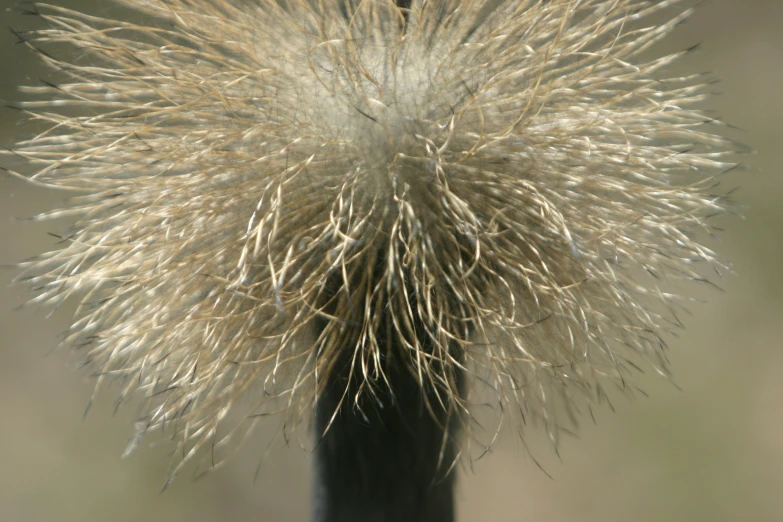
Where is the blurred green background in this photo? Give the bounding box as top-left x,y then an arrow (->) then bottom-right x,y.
1,1 -> 781,521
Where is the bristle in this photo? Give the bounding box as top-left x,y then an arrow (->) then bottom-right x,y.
3,0 -> 735,478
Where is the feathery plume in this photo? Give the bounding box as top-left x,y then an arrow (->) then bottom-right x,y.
4,0 -> 735,507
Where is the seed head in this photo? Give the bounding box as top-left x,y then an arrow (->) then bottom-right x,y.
5,0 -> 734,476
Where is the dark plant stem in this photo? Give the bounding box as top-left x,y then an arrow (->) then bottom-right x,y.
310,248 -> 466,522
311,321 -> 465,522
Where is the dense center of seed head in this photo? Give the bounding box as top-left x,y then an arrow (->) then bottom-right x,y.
308,41 -> 449,189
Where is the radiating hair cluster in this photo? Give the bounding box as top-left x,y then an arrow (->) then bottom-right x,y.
5,0 -> 734,475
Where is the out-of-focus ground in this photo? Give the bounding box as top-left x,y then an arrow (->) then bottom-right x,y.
0,1 -> 780,521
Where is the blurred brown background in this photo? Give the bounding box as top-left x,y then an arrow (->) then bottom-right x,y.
1,1 -> 781,521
